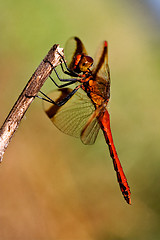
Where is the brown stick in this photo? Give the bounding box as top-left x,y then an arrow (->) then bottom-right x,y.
0,44 -> 63,162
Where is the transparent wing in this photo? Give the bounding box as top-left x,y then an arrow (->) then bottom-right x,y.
81,114 -> 100,145
93,40 -> 110,83
43,88 -> 100,145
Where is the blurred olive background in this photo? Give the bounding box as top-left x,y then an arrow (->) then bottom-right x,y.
0,0 -> 160,239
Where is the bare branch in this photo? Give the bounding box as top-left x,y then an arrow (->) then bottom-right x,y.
0,44 -> 63,162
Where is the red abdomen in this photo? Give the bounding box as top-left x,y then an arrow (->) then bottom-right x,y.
98,109 -> 131,204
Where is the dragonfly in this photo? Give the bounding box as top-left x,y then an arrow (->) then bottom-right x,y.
40,37 -> 131,204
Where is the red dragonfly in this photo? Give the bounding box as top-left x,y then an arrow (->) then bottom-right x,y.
40,37 -> 131,204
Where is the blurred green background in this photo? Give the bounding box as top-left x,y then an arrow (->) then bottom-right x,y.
0,0 -> 160,239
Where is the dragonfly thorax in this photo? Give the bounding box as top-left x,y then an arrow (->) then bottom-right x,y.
82,75 -> 110,108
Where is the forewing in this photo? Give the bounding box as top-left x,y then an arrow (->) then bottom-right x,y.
65,37 -> 87,71
43,88 -> 96,142
93,41 -> 110,83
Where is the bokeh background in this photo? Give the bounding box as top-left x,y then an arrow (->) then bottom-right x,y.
0,0 -> 160,239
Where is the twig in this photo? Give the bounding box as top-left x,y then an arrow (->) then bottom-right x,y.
0,44 -> 63,162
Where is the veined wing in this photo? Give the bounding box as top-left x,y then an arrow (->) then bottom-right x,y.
81,106 -> 101,145
43,88 -> 100,145
93,40 -> 110,86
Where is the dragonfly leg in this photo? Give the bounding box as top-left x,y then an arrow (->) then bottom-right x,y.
25,81 -> 76,102
60,62 -> 78,77
34,94 -> 56,104
53,67 -> 80,82
39,85 -> 81,107
44,59 -> 80,82
25,92 -> 56,104
49,76 -> 77,88
58,52 -> 80,77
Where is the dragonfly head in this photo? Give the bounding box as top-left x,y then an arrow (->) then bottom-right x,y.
74,54 -> 93,73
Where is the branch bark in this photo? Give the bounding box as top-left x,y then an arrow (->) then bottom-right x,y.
0,44 -> 63,162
